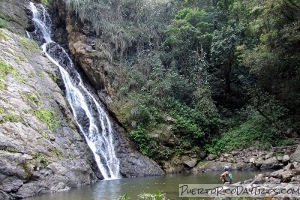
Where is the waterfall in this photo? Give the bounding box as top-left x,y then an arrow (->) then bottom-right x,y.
28,2 -> 120,179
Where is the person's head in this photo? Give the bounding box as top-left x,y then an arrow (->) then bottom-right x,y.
224,166 -> 230,171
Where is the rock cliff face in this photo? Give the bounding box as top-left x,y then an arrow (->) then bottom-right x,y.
0,1 -> 99,199
47,0 -> 164,178
0,0 -> 163,199
50,0 -> 116,101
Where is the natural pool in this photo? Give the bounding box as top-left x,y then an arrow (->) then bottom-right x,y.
26,171 -> 262,200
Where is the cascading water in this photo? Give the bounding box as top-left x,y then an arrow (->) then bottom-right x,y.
27,2 -> 120,179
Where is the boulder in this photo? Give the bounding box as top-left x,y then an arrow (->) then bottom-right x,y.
182,156 -> 198,168
261,157 -> 283,169
292,168 -> 300,176
249,157 -> 256,163
282,155 -> 290,163
50,182 -> 70,192
197,161 -> 233,171
219,156 -> 225,162
265,177 -> 281,184
292,162 -> 299,168
0,190 -> 10,200
276,155 -> 283,162
198,150 -> 207,159
223,153 -> 230,158
284,163 -> 295,170
231,151 -> 240,156
290,145 -> 300,162
0,175 -> 23,193
254,157 -> 264,168
270,169 -> 284,179
281,170 -> 293,182
265,152 -> 274,159
235,162 -> 256,171
207,154 -> 216,161
251,173 -> 266,184
291,175 -> 300,183
162,159 -> 184,174
119,153 -> 164,177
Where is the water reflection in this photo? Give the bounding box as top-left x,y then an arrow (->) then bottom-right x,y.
92,179 -> 122,199
26,171 -> 261,200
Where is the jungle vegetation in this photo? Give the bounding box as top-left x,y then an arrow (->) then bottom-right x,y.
62,0 -> 300,163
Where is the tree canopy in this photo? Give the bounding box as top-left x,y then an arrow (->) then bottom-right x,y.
63,0 -> 300,161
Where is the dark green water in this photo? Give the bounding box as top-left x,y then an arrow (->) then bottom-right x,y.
26,171 -> 260,200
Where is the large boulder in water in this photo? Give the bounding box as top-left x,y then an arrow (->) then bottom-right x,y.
112,124 -> 164,177
119,152 -> 164,177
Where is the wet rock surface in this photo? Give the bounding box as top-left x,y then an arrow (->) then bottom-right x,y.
0,24 -> 99,199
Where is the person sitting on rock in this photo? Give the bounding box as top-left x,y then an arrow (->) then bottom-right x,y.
220,166 -> 233,184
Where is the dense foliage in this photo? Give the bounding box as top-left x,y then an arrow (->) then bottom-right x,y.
62,0 -> 300,162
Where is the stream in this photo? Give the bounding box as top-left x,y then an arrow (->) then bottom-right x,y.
26,171 -> 260,200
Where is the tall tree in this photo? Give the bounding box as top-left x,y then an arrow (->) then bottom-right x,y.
243,0 -> 300,108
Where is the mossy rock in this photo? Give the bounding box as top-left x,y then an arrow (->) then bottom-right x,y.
19,38 -> 39,52
34,109 -> 60,132
0,28 -> 9,40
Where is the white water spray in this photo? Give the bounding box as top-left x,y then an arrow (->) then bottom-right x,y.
28,2 -> 120,179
